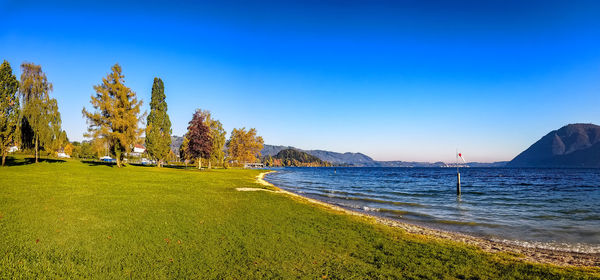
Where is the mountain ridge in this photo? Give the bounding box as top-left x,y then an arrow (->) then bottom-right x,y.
507,123 -> 600,167
169,137 -> 504,167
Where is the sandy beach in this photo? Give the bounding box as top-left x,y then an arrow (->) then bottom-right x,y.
255,171 -> 600,268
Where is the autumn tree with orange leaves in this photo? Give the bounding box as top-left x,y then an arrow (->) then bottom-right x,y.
82,64 -> 143,167
227,127 -> 264,166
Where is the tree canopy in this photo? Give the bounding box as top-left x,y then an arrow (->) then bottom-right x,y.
0,60 -> 20,166
204,111 -> 226,168
19,62 -> 62,163
184,109 -> 212,169
82,63 -> 143,167
145,77 -> 172,167
227,127 -> 264,165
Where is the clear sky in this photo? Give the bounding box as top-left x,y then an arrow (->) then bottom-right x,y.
1,0 -> 600,162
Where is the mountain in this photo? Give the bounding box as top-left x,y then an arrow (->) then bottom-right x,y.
261,145 -> 294,157
267,149 -> 331,167
261,144 -> 376,166
170,135 -> 184,154
507,123 -> 600,167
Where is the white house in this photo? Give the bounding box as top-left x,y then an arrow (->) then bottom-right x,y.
133,144 -> 146,154
57,152 -> 70,158
129,144 -> 146,157
8,146 -> 18,153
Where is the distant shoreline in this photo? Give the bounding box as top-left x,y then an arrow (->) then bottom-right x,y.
258,171 -> 599,268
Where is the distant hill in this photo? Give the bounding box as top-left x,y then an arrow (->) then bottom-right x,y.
261,144 -> 506,167
507,123 -> 600,167
171,141 -> 502,167
170,135 -> 184,154
267,149 -> 331,167
261,145 -> 295,157
261,144 -> 376,166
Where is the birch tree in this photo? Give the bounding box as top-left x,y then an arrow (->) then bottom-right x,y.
19,62 -> 62,163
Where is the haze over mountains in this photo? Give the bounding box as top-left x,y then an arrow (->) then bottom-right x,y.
172,124 -> 600,168
261,145 -> 505,167
169,136 -> 504,167
507,123 -> 600,168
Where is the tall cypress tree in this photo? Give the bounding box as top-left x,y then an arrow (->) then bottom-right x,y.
82,63 -> 143,168
19,62 -> 62,163
145,78 -> 171,167
0,60 -> 20,166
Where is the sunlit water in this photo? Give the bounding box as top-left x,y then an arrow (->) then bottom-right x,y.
265,167 -> 600,253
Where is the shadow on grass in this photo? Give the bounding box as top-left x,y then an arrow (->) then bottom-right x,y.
81,160 -> 116,167
128,163 -> 199,170
3,156 -> 66,166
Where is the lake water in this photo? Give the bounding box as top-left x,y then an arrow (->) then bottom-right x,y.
265,167 -> 600,253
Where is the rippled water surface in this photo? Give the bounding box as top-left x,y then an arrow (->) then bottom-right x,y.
265,167 -> 600,253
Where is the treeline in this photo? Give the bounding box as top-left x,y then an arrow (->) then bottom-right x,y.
0,61 -> 66,166
263,148 -> 332,167
0,61 -> 264,168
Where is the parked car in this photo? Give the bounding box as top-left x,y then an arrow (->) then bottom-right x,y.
140,158 -> 155,165
100,156 -> 116,163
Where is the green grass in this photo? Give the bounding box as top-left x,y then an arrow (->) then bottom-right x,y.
0,156 -> 598,279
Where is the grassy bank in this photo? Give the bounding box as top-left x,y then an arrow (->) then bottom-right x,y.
0,157 -> 598,279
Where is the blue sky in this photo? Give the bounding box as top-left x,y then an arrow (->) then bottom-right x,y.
1,0 -> 600,162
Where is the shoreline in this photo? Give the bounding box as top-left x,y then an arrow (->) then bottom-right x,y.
256,171 -> 600,268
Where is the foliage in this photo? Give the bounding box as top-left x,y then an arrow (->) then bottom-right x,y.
227,127 -> 264,166
63,142 -> 73,156
145,78 -> 171,167
82,63 -> 143,167
0,60 -> 20,166
266,148 -> 331,167
71,141 -> 95,159
204,111 -> 226,168
48,130 -> 68,157
91,138 -> 107,159
179,136 -> 189,162
0,157 -> 597,279
184,109 -> 212,169
19,62 -> 62,163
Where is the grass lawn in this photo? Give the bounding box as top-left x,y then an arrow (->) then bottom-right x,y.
0,156 -> 598,279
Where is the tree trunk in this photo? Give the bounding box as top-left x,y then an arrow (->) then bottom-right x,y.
208,160 -> 211,169
2,152 -> 6,167
198,158 -> 201,169
116,157 -> 121,168
35,135 -> 39,163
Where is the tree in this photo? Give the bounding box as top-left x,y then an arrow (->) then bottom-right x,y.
19,62 -> 62,163
179,136 -> 189,163
184,109 -> 211,169
227,127 -> 264,166
64,142 -> 73,156
91,137 -> 107,159
204,112 -> 226,169
145,78 -> 171,167
0,61 -> 20,166
48,129 -> 68,157
82,63 -> 143,167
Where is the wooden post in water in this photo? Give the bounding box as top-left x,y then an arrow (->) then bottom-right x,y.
456,171 -> 461,195
456,149 -> 462,196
